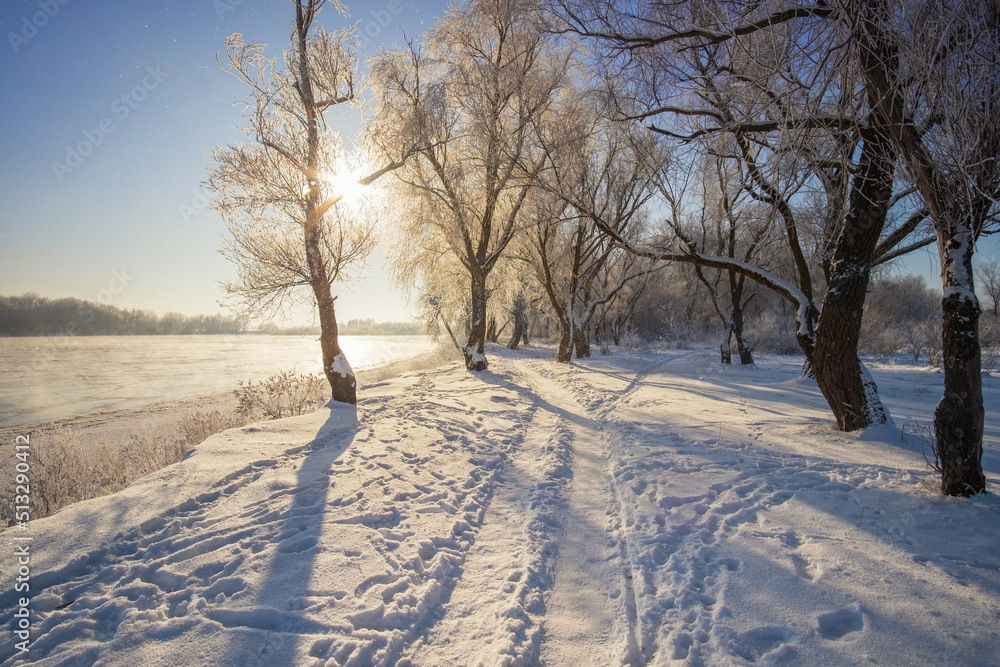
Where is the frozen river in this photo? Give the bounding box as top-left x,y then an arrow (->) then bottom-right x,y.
0,335 -> 435,427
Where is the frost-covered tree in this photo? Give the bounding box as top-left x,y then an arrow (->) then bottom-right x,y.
546,0 -> 997,494
543,0 -> 943,433
370,0 -> 570,371
210,0 -> 413,404
860,274 -> 939,361
528,103 -> 658,362
674,155 -> 775,365
851,0 -> 1000,495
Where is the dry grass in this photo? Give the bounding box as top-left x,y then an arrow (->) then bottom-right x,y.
0,429 -> 188,526
235,370 -> 328,421
178,409 -> 245,446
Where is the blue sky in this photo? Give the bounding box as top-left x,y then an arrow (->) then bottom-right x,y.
0,0 -> 996,327
0,0 -> 448,324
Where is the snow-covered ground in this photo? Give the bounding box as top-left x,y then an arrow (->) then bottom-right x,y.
2,346 -> 998,666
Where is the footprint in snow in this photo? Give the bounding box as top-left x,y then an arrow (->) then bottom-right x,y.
790,553 -> 817,581
817,606 -> 865,640
731,626 -> 791,663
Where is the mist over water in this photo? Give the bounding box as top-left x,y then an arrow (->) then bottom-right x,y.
0,335 -> 435,427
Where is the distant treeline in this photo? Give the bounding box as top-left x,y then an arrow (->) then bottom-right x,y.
262,318 -> 424,336
0,293 -> 246,336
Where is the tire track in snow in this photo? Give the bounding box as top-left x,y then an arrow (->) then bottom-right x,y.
526,351 -> 790,664
576,353 -> 930,665
590,358 -> 802,664
522,364 -> 639,666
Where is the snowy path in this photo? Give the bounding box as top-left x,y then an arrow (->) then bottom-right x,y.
1,348 -> 998,666
401,404 -> 567,666
520,362 -> 632,667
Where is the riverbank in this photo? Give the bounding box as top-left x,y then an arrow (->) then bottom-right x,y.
0,334 -> 438,428
0,346 -> 458,526
0,346 -> 457,452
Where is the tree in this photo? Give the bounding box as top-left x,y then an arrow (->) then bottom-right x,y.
543,0 -> 955,432
371,0 -> 570,371
652,153 -> 773,365
860,274 -> 939,361
978,260 -> 1000,317
850,0 -> 1000,495
546,0 -> 997,494
506,289 -> 532,349
525,102 -> 658,361
210,0 -> 411,404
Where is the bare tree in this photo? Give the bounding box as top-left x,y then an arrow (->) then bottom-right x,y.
527,103 -> 658,361
654,152 -> 774,365
370,0 -> 570,371
850,0 -> 1000,495
546,0 -> 997,494
541,0 -> 960,432
210,0 -> 414,404
977,260 -> 1000,317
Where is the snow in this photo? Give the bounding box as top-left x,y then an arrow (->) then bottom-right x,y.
2,347 -> 998,665
330,353 -> 354,379
464,346 -> 487,366
859,360 -> 891,426
942,228 -> 979,305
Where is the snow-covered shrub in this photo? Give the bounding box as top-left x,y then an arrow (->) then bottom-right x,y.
0,430 -> 188,526
180,409 -> 244,446
234,370 -> 328,421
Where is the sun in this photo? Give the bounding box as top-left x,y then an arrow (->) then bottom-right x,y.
322,161 -> 369,206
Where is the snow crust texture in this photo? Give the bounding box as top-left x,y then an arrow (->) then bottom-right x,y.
1,348 -> 998,666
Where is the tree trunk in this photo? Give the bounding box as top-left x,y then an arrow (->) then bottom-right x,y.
935,228 -> 986,496
507,321 -> 525,349
464,271 -> 489,371
508,295 -> 527,350
486,315 -> 499,343
313,281 -> 356,404
729,271 -> 754,365
720,331 -> 732,364
735,331 -> 754,365
556,322 -> 573,363
811,127 -> 894,431
573,325 -> 591,358
851,0 -> 986,491
795,306 -> 818,376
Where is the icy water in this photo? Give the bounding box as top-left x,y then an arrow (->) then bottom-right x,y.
0,335 -> 435,427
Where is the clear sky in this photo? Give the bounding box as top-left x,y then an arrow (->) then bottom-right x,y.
1,0 -> 996,326
0,0 -> 449,325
